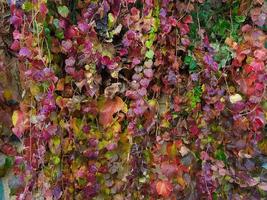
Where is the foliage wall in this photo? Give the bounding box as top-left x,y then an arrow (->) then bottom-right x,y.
1,0 -> 267,199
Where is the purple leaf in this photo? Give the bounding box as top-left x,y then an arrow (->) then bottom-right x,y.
19,47 -> 31,58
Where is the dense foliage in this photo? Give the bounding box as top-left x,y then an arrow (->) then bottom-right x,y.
1,0 -> 267,199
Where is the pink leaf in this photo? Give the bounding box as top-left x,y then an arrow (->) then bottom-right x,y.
254,49 -> 267,61
258,182 -> 267,191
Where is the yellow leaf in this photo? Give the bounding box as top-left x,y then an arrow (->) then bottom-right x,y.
12,110 -> 20,126
3,89 -> 12,101
177,176 -> 186,188
259,139 -> 267,155
30,85 -> 40,96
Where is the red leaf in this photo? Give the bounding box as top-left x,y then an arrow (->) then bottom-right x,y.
189,124 -> 200,137
156,181 -> 173,197
99,96 -> 125,127
183,15 -> 193,24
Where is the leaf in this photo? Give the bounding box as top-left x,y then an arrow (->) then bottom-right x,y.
53,19 -> 60,28
179,146 -> 190,157
145,40 -> 153,49
0,155 -> 13,177
52,155 -> 60,165
12,111 -> 22,126
262,163 -> 267,169
156,181 -> 173,197
145,50 -> 154,59
238,0 -> 252,15
99,96 -> 126,128
258,182 -> 267,191
108,13 -> 115,29
19,47 -> 31,58
229,94 -> 242,104
104,83 -> 121,99
259,139 -> 267,155
57,6 -> 69,18
215,149 -> 227,162
55,30 -> 64,39
184,55 -> 197,72
234,15 -> 246,23
0,180 -> 4,200
161,162 -> 178,177
22,2 -> 34,12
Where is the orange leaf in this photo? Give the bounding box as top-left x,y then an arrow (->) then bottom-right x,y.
99,96 -> 125,128
156,180 -> 173,197
56,78 -> 65,91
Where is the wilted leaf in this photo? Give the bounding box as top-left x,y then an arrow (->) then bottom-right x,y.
104,83 -> 121,99
180,146 -> 190,157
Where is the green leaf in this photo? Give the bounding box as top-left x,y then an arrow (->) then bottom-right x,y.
105,151 -> 116,159
145,40 -> 153,49
44,27 -> 50,36
184,55 -> 192,65
215,149 -> 227,162
234,15 -> 246,23
53,137 -> 61,146
57,6 -> 69,18
145,50 -> 154,59
52,156 -> 60,165
98,140 -> 108,150
33,21 -> 43,34
4,157 -> 13,169
188,86 -> 202,109
108,13 -> 115,29
22,2 -> 34,12
53,19 -> 60,29
184,56 -> 197,72
213,192 -> 218,200
55,30 -> 64,39
189,60 -> 197,71
77,178 -> 87,187
143,150 -> 152,162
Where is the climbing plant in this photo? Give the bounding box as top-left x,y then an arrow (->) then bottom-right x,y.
2,0 -> 267,199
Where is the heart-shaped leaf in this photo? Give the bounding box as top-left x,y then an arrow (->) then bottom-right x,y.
57,6 -> 69,18
156,180 -> 173,197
